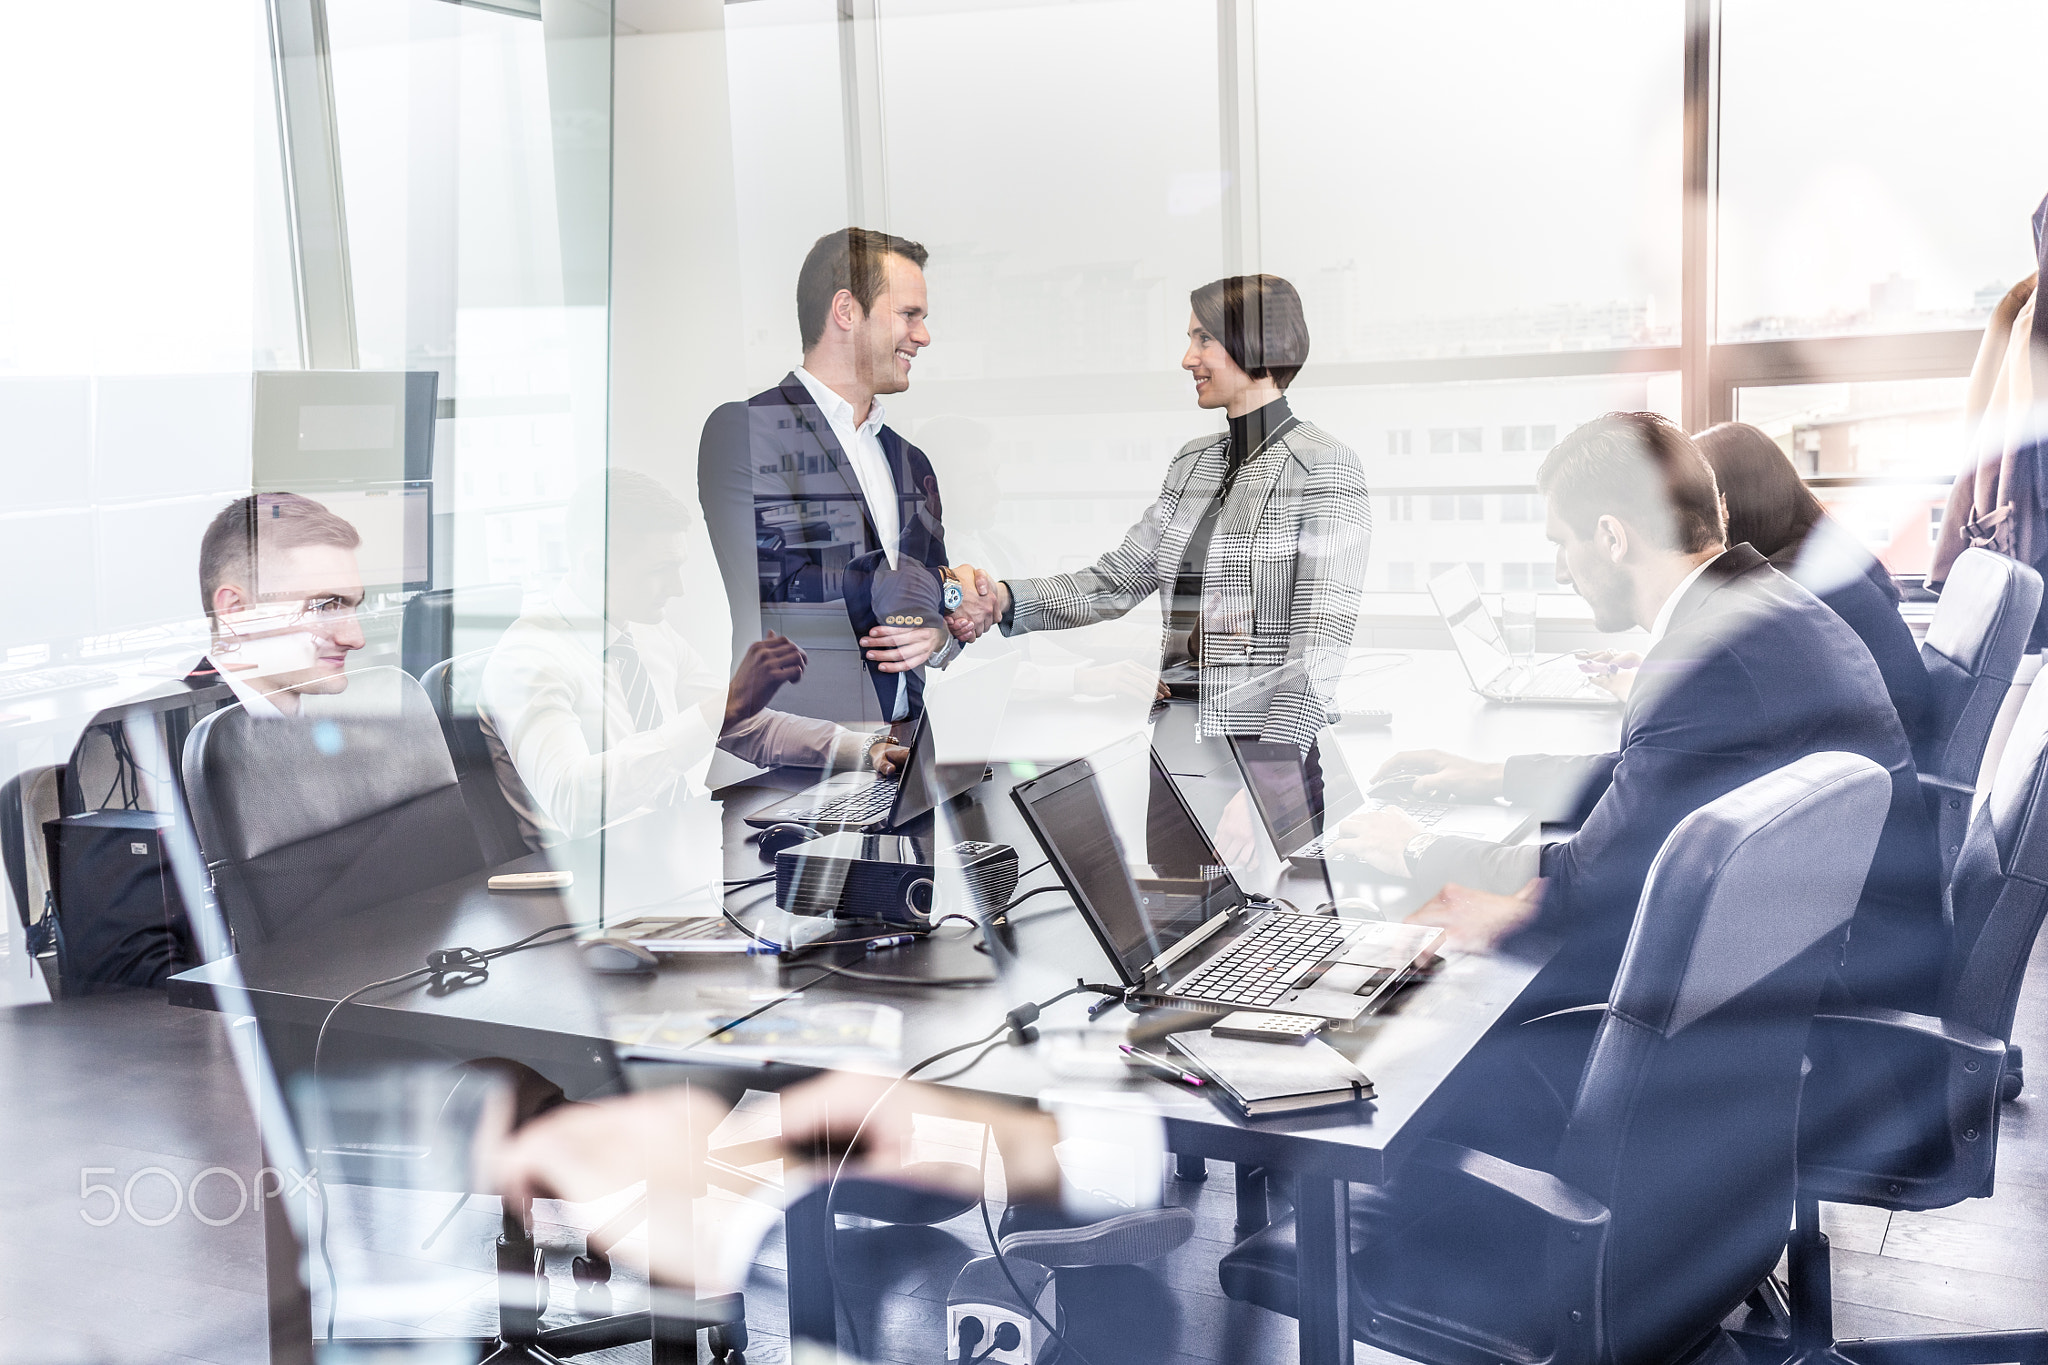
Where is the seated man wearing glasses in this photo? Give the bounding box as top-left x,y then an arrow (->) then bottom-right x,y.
194,492 -> 370,716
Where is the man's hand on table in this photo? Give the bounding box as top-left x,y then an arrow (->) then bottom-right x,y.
482,1086 -> 736,1291
777,1071 -> 1062,1207
1404,877 -> 1546,954
1372,748 -> 1506,802
1333,804 -> 1425,876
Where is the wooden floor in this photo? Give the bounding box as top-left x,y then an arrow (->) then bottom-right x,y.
3,942 -> 2045,1365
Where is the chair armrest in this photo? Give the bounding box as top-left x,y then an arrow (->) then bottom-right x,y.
1804,1008 -> 2007,1208
1814,1005 -> 2003,1058
1413,1139 -> 1609,1229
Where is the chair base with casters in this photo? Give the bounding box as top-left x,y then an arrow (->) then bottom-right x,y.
1768,1194 -> 2048,1365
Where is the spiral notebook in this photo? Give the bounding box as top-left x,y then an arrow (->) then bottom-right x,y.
1167,1029 -> 1374,1117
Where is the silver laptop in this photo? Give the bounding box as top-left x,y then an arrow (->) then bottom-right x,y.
1010,732 -> 1441,1024
1428,564 -> 1617,705
1227,736 -> 1530,872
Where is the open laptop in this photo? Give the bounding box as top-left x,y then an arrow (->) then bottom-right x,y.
1228,736 -> 1531,871
1428,564 -> 1616,706
743,711 -> 988,833
1011,732 -> 1441,1024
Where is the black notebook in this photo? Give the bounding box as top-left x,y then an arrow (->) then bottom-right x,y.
1167,1029 -> 1373,1117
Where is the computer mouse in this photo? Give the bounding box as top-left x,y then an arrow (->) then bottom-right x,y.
578,938 -> 658,976
758,823 -> 817,861
1367,775 -> 1419,802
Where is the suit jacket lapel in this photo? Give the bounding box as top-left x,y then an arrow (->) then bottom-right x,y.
774,371 -> 875,542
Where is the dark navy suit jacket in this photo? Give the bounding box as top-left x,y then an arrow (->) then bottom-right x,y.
1775,542 -> 1933,750
698,373 -> 949,720
1414,544 -> 1947,1013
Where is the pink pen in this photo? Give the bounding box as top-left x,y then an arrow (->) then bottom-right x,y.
1119,1043 -> 1205,1086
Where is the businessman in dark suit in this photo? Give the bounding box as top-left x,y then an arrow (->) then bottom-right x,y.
1340,412 -> 1946,1015
699,228 -> 958,731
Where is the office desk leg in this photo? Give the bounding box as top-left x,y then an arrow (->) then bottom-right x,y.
1295,1174 -> 1353,1365
785,1190 -> 837,1350
1234,1164 -> 1269,1238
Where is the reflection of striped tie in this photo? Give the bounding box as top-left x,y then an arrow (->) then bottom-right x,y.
608,635 -> 663,733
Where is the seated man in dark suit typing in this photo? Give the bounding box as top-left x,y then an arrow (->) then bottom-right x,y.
1338,412 -> 1946,1015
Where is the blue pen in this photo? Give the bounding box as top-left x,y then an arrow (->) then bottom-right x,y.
866,934 -> 916,952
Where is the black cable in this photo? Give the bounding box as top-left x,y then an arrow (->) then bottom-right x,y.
997,884 -> 1069,916
723,872 -> 773,889
306,919 -> 578,1339
916,1035 -> 1009,1084
976,1124 -> 1095,1365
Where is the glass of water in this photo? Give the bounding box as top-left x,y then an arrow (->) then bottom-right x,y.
1501,591 -> 1539,664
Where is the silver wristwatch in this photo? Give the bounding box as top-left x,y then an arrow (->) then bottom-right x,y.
1403,833 -> 1439,876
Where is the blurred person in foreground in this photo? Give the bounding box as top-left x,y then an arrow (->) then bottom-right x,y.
196,492 -> 368,716
945,274 -> 1371,750
480,469 -> 905,851
1338,412 -> 1946,1015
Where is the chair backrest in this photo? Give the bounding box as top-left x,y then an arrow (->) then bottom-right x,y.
1945,672 -> 2048,1042
1916,547 -> 2043,788
1554,752 -> 1892,1365
399,583 -> 524,679
420,650 -> 530,867
180,667 -> 485,951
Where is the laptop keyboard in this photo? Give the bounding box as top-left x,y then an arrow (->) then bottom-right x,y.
1172,914 -> 1354,1007
774,776 -> 898,824
1293,798 -> 1452,858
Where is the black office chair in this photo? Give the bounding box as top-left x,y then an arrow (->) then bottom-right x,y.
1762,678 -> 2048,1365
180,667 -> 488,951
400,582 -> 524,679
1216,752 -> 1895,1365
421,649 -> 532,866
1916,547 -> 2043,879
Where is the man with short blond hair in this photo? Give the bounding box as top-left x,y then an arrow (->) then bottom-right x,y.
196,492 -> 368,717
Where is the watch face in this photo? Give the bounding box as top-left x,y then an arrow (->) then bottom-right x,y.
942,579 -> 964,612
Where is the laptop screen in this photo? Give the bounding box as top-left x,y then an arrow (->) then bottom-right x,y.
1229,737 -> 1366,854
1013,732 -> 1244,981
1428,563 -> 1512,687
888,712 -> 986,825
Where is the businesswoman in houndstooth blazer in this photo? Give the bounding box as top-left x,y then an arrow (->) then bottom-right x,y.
953,274 -> 1371,750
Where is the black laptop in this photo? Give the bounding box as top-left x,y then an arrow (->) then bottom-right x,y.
743,713 -> 988,834
1010,733 -> 1441,1024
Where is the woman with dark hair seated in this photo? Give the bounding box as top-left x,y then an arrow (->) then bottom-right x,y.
1695,420 -> 1932,744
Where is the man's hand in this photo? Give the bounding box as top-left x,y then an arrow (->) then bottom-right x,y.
1576,649 -> 1642,701
944,562 -> 1004,644
777,1072 -> 1063,1207
481,1086 -> 735,1291
1404,878 -> 1546,954
869,741 -> 910,775
860,622 -> 947,673
725,632 -> 806,728
1372,748 -> 1506,802
1333,804 -> 1425,875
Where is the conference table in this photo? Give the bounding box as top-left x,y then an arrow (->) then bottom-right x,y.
170,649 -> 1623,1365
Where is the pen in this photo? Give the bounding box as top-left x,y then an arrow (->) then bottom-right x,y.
1119,1043 -> 1205,1086
865,934 -> 916,952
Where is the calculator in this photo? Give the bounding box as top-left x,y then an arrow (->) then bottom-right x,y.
1211,1011 -> 1324,1044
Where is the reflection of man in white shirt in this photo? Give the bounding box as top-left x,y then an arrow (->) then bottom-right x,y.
481,470 -> 903,850
196,493 -> 370,717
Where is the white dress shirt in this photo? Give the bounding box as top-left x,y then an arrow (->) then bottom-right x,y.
479,583 -> 873,850
796,366 -> 901,570
1644,555 -> 1719,654
220,667 -> 288,718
